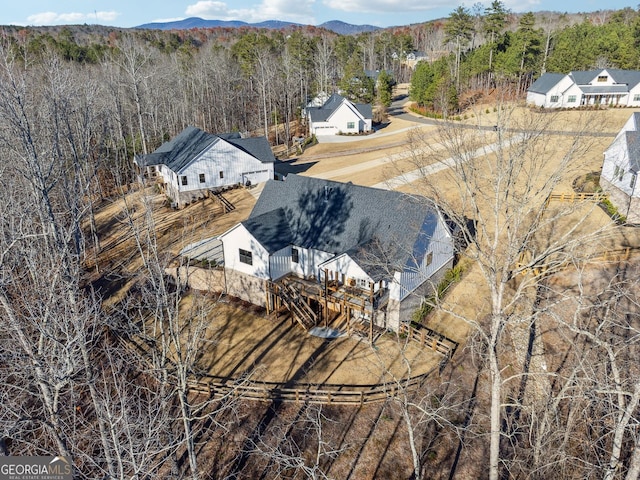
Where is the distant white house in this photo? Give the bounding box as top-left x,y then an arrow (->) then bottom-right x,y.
306,93 -> 373,136
217,174 -> 454,332
526,69 -> 640,108
404,51 -> 429,69
134,126 -> 275,208
600,112 -> 640,222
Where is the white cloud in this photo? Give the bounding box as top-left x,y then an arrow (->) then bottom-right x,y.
26,10 -> 120,26
322,0 -> 449,13
185,0 -> 315,24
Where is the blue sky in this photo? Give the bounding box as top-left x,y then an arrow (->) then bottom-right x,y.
2,1 -> 636,29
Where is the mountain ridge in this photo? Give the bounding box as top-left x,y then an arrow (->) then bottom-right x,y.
135,17 -> 381,35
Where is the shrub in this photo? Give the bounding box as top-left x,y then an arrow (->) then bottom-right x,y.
412,264 -> 466,321
600,198 -> 627,224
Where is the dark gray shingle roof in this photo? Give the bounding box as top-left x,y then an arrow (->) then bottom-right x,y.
245,175 -> 440,278
527,73 -> 565,94
135,126 -> 274,173
625,131 -> 640,173
307,93 -> 372,122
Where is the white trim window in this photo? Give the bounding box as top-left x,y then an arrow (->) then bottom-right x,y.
239,248 -> 253,265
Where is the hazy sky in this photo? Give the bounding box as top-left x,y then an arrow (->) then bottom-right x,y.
2,0 -> 635,28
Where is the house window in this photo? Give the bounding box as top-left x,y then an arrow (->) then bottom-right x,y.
239,248 -> 252,265
614,166 -> 620,178
199,173 -> 206,183
181,175 -> 188,186
619,168 -> 625,181
567,95 -> 576,103
291,247 -> 299,263
357,278 -> 370,289
347,122 -> 355,129
631,174 -> 637,189
550,95 -> 559,103
597,75 -> 608,82
219,171 -> 224,179
634,94 -> 640,102
426,252 -> 433,266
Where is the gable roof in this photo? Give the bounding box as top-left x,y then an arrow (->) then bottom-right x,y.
527,73 -> 566,94
245,175 -> 442,277
135,126 -> 275,173
307,93 -> 372,122
529,70 -> 640,96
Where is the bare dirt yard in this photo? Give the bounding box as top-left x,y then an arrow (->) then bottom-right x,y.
89,99 -> 640,398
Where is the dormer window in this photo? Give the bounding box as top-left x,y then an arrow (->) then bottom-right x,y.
597,75 -> 608,82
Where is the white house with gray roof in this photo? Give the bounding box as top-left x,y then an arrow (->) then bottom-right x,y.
600,112 -> 640,222
134,126 -> 275,207
306,93 -> 372,136
218,174 -> 454,332
526,69 -> 640,108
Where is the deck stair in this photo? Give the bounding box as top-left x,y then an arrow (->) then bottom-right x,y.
278,283 -> 317,330
212,191 -> 235,212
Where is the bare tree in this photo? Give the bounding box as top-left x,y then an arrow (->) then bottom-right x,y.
396,103 -> 615,480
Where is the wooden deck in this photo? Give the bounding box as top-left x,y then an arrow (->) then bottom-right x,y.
266,273 -> 390,340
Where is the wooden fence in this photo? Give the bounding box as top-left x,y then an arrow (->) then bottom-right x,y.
399,323 -> 458,357
546,192 -> 609,205
186,369 -> 433,406
116,332 -> 447,406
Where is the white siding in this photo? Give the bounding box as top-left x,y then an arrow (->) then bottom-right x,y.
220,224 -> 270,279
310,100 -> 371,136
628,86 -> 640,107
394,214 -> 454,301
318,253 -> 375,287
269,245 -> 333,280
177,138 -> 273,193
602,114 -> 639,198
270,247 -> 292,280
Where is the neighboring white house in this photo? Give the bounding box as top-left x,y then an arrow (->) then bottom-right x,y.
306,93 -> 373,136
526,69 -> 640,108
600,112 -> 640,223
218,174 -> 455,332
134,126 -> 275,208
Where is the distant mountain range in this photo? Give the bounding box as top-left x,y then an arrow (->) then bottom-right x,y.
135,17 -> 380,35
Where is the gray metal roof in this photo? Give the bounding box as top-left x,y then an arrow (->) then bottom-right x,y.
527,73 -> 565,94
580,85 -> 629,94
245,175 -> 441,278
135,126 -> 275,173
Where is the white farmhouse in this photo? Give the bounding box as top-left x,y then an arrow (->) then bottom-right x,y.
218,174 -> 455,333
600,112 -> 640,223
306,93 -> 373,136
134,126 -> 275,207
526,69 -> 640,108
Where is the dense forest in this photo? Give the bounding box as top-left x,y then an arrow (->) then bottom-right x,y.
1,4 -> 640,479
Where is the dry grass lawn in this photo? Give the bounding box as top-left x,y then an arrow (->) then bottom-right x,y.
89,99 -> 640,393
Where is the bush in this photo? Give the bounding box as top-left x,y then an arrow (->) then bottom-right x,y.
412,264 -> 465,321
600,198 -> 627,224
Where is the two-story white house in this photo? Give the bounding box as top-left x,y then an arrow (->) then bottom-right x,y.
134,126 -> 275,207
526,69 -> 640,108
306,94 -> 373,136
600,112 -> 640,223
218,175 -> 454,333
